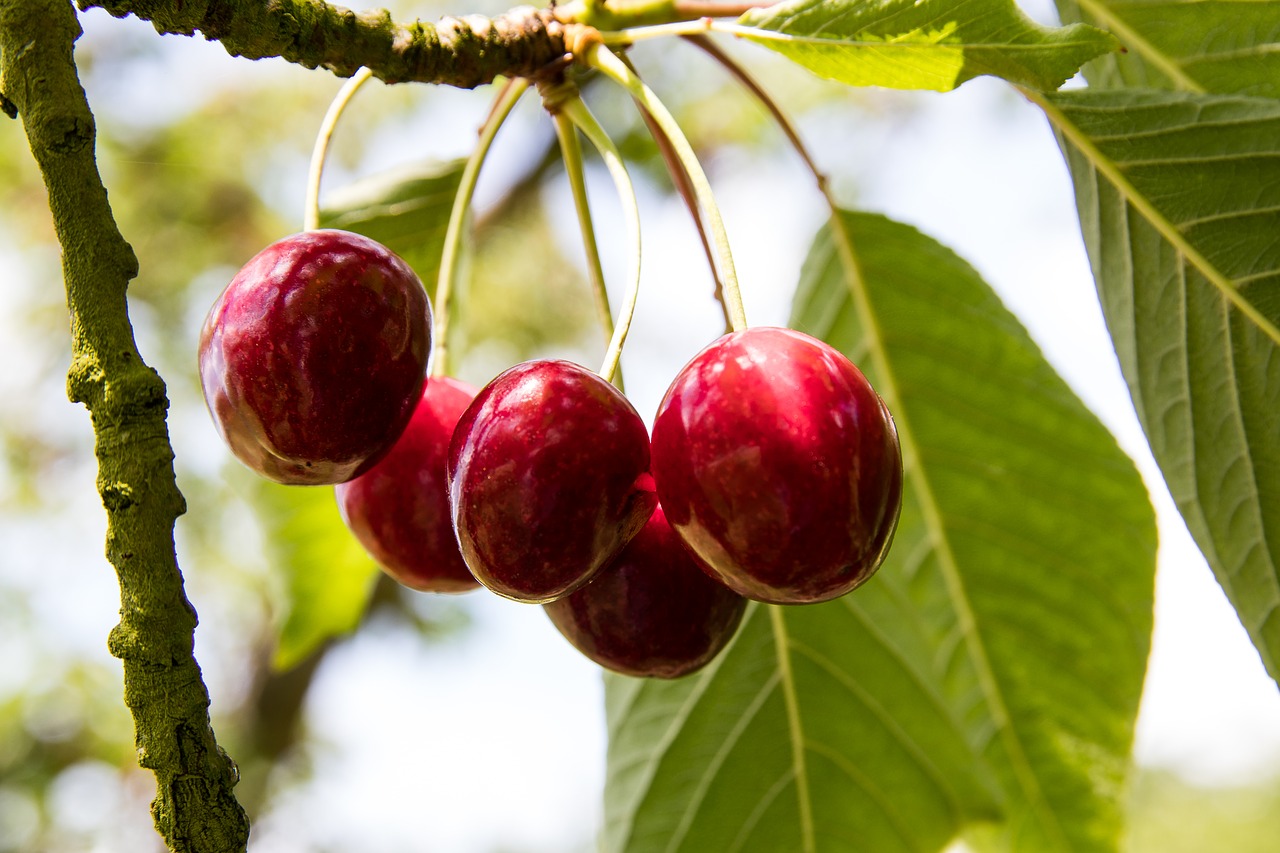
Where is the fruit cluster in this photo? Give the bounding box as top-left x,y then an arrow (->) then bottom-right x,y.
200,230 -> 903,679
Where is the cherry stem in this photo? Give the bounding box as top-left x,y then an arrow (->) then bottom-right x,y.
304,66 -> 374,232
434,77 -> 529,379
553,91 -> 643,386
584,44 -> 747,332
547,102 -> 627,390
684,35 -> 827,193
622,53 -> 731,332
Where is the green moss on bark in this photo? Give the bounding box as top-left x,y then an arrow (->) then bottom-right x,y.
81,0 -> 570,88
0,1 -> 249,850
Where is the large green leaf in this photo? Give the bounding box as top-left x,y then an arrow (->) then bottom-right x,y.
603,212 -> 1156,852
735,0 -> 1118,92
1054,0 -> 1280,96
1036,87 -> 1280,684
254,480 -> 380,671
318,158 -> 464,290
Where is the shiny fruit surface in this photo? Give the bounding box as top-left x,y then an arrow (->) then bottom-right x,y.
651,327 -> 902,604
544,505 -> 747,678
448,360 -> 657,603
199,229 -> 431,485
336,377 -> 479,593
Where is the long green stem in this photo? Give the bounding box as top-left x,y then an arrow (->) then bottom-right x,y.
304,66 -> 374,232
620,48 -> 730,332
434,77 -> 529,378
584,44 -> 747,331
549,107 -> 626,390
685,35 -> 827,191
555,93 -> 644,384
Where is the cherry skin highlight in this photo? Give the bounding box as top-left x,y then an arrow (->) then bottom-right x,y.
651,327 -> 902,605
199,229 -> 431,485
336,377 -> 480,594
448,360 -> 657,604
544,505 -> 747,679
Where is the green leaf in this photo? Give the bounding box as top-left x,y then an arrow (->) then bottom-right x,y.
1054,0 -> 1280,96
1036,87 -> 1280,686
255,481 -> 380,671
735,0 -> 1119,92
604,212 -> 1156,852
318,158 -> 464,291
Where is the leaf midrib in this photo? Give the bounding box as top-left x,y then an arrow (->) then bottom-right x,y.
736,28 -> 1111,52
1030,90 -> 1280,350
1073,0 -> 1206,92
824,212 -> 1072,850
770,605 -> 816,853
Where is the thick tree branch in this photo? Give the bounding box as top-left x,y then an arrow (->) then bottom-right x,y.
0,1 -> 249,851
81,0 -> 571,88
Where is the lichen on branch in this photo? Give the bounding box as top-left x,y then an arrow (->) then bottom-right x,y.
80,0 -> 571,88
0,0 -> 249,851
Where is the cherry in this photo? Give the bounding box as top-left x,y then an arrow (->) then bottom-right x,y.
448,360 -> 657,603
199,230 -> 431,485
651,327 -> 902,605
335,376 -> 480,593
544,505 -> 747,678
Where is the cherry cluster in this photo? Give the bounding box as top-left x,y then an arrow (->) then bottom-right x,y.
199,229 -> 903,679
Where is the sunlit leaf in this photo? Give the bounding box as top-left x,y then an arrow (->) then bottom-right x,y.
1054,0 -> 1280,96
319,159 -> 464,290
735,0 -> 1118,92
255,481 -> 380,671
604,212 -> 1156,852
1036,87 -> 1280,685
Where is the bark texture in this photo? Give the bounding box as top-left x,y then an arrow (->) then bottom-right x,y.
0,1 -> 250,850
81,0 -> 570,88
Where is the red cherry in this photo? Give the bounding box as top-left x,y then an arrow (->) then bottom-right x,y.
199,230 -> 431,485
335,377 -> 480,594
544,505 -> 747,678
651,327 -> 902,604
448,360 -> 657,603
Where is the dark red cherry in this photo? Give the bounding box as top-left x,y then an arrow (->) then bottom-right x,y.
544,505 -> 747,678
448,360 -> 657,603
199,229 -> 431,485
651,327 -> 902,604
335,377 -> 479,593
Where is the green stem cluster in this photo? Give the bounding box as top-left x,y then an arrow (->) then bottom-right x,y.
584,43 -> 747,332
0,1 -> 248,852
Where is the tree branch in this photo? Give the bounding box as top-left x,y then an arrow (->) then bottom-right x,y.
80,0 -> 571,88
0,1 -> 249,851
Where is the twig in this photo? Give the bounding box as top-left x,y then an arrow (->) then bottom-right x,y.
0,1 -> 249,850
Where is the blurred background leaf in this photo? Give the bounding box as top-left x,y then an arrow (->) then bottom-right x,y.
318,158 -> 465,289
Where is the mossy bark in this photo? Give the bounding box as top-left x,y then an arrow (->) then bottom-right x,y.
0,1 -> 250,851
81,0 -> 571,88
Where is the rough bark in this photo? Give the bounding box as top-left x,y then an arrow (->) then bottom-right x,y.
0,1 -> 250,850
81,0 -> 571,88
